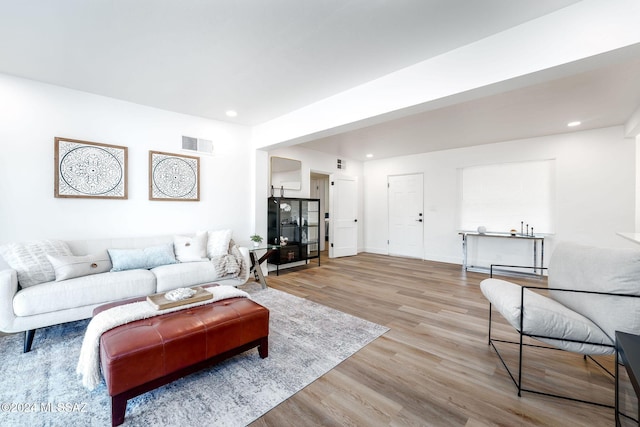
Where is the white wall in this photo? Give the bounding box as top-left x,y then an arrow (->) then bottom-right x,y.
364,126 -> 637,266
3,72 -> 635,271
0,74 -> 253,244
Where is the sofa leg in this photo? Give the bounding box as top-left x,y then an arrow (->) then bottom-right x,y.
24,329 -> 35,353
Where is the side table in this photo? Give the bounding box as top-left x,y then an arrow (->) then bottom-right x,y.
616,331 -> 640,426
248,245 -> 279,289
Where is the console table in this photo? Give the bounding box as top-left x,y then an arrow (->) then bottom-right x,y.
616,331 -> 640,426
459,232 -> 544,276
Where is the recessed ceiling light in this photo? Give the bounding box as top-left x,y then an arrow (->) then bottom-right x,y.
225,110 -> 238,118
366,153 -> 373,158
567,121 -> 581,127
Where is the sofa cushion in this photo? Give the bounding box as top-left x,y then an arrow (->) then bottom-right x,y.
152,261 -> 228,292
207,229 -> 232,258
46,251 -> 112,281
548,242 -> 640,341
108,244 -> 177,272
480,278 -> 614,355
0,240 -> 72,288
13,270 -> 156,317
174,232 -> 208,262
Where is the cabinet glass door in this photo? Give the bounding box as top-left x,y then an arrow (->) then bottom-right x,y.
279,199 -> 299,245
304,200 -> 320,258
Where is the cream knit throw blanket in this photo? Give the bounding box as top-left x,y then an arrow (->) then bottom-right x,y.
210,243 -> 247,279
76,286 -> 250,390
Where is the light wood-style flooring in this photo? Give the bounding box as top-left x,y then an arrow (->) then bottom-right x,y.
249,252 -> 620,426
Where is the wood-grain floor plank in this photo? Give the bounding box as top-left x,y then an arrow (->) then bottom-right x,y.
247,252 -> 615,426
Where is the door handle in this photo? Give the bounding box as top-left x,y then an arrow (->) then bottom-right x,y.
354,219 -> 358,222
416,219 -> 423,222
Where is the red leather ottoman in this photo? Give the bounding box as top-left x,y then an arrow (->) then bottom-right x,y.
94,293 -> 269,426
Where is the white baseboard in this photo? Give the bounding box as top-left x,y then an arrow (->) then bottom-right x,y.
362,247 -> 388,255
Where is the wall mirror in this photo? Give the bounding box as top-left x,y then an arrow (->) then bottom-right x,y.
270,156 -> 302,190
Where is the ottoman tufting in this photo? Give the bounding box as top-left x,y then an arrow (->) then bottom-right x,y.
94,291 -> 269,426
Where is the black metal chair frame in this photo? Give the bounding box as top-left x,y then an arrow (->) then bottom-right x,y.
486,264 -> 640,410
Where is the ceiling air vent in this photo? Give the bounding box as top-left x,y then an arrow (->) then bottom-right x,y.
337,158 -> 346,170
182,136 -> 213,155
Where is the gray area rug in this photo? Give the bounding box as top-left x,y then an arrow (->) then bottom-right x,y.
0,287 -> 388,426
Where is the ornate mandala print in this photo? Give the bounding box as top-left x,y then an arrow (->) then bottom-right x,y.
55,138 -> 127,199
150,151 -> 200,201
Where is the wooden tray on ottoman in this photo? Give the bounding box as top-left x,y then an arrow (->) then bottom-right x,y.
146,286 -> 212,310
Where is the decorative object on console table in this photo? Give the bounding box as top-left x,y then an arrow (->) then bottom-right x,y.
54,137 -> 128,199
149,150 -> 200,201
268,197 -> 321,275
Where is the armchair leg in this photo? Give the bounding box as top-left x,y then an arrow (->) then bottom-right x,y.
24,329 -> 35,353
488,303 -> 492,344
518,329 -> 524,397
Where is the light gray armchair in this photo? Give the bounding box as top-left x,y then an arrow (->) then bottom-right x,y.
480,242 -> 640,407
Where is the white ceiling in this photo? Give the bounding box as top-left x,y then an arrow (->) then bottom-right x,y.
2,0 -> 639,160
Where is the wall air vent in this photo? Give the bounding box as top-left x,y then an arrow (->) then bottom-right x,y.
182,136 -> 213,155
182,136 -> 198,151
337,158 -> 346,170
197,139 -> 213,154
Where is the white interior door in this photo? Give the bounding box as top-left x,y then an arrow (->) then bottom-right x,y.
329,174 -> 358,258
388,173 -> 424,258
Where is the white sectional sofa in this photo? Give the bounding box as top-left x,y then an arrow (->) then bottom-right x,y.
0,230 -> 250,352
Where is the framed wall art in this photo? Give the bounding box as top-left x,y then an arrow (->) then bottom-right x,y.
54,137 -> 128,199
149,150 -> 200,201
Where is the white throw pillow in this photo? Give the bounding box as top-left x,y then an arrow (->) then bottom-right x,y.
0,239 -> 72,288
207,229 -> 232,258
174,231 -> 208,262
46,251 -> 112,281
